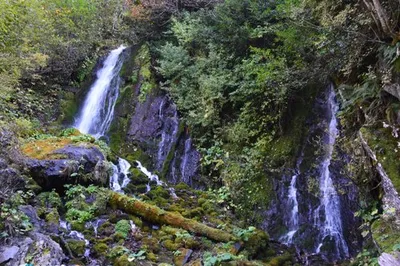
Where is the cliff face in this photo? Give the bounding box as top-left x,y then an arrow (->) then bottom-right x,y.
108,45 -> 202,187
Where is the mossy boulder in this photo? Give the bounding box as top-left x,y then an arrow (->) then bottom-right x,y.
66,239 -> 86,257
93,242 -> 108,257
243,229 -> 270,259
115,219 -> 131,239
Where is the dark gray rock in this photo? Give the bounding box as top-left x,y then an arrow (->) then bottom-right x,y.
0,167 -> 26,200
52,145 -> 105,172
0,232 -> 65,265
0,158 -> 7,169
19,205 -> 42,230
0,246 -> 19,264
25,145 -> 109,192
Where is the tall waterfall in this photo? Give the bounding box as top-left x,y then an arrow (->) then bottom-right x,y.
75,45 -> 126,138
74,46 -> 131,192
313,87 -> 349,258
275,85 -> 352,262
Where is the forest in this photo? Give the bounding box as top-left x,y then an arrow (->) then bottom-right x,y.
0,0 -> 400,265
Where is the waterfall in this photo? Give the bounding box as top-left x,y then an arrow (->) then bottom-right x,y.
313,86 -> 349,258
74,45 -> 126,138
74,46 -> 131,193
274,85 -> 352,261
281,173 -> 299,244
281,151 -> 303,245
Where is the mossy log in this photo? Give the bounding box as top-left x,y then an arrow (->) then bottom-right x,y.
109,192 -> 236,243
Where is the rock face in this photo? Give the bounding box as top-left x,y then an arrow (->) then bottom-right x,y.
25,145 -> 109,192
110,47 -> 202,187
126,89 -> 201,186
0,232 -> 66,265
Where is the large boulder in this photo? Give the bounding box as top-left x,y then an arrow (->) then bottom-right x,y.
0,232 -> 66,265
25,145 -> 110,192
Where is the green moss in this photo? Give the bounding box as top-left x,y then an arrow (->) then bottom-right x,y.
37,191 -> 62,210
114,254 -> 135,266
243,229 -> 270,258
115,219 -> 131,239
175,182 -> 190,191
59,91 -> 78,124
147,252 -> 157,261
45,208 -> 60,224
70,221 -> 85,232
108,245 -> 129,260
93,243 -> 108,256
66,239 -> 86,257
163,239 -> 181,251
362,126 -> 400,193
371,218 -> 400,252
148,185 -> 170,199
267,252 -> 294,266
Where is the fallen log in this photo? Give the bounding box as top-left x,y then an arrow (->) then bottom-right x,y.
109,192 -> 236,243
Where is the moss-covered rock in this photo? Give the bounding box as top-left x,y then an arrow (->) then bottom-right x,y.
372,218 -> 400,252
115,219 -> 131,239
66,239 -> 86,257
361,126 -> 400,193
93,242 -> 108,257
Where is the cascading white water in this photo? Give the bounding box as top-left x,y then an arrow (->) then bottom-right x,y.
136,161 -> 163,186
110,158 -> 131,193
281,152 -> 303,244
74,45 -> 126,138
314,87 -> 349,257
281,173 -> 299,244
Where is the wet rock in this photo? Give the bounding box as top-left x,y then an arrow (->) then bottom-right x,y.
0,232 -> 65,265
0,167 -> 25,194
66,239 -> 86,257
0,246 -> 19,264
19,205 -> 42,230
0,158 -> 7,169
52,145 -> 105,171
25,145 -> 109,192
173,248 -> 193,266
378,252 -> 400,266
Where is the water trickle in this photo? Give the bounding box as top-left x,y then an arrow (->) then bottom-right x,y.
86,219 -> 106,237
136,160 -> 163,186
313,87 -> 349,258
74,45 -> 126,138
156,98 -> 179,170
281,173 -> 299,244
180,138 -> 191,184
280,151 -> 303,244
69,230 -> 90,257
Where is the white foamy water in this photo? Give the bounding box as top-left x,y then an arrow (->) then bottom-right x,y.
75,45 -> 126,138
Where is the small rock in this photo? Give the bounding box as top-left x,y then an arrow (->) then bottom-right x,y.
0,158 -> 7,169
19,205 -> 42,230
173,248 -> 193,266
0,246 -> 19,264
378,252 -> 400,266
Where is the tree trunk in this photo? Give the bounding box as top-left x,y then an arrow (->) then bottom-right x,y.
362,0 -> 394,38
109,192 -> 236,242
